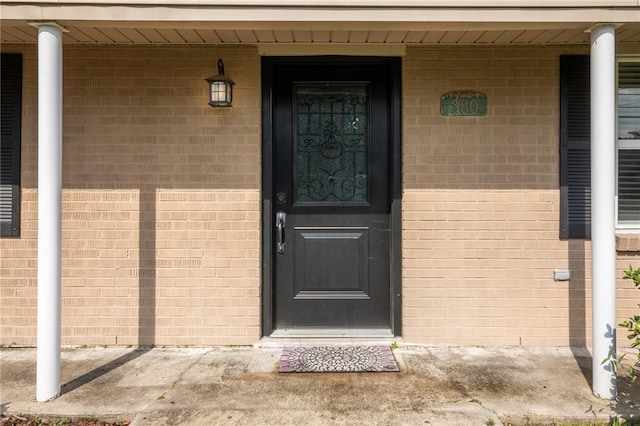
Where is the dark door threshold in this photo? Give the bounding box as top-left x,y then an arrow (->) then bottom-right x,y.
270,327 -> 394,338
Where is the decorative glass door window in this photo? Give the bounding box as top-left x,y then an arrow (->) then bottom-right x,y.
294,83 -> 369,203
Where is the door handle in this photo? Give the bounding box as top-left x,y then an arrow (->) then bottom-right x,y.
275,211 -> 286,254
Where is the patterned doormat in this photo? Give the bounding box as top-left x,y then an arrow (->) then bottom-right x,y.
279,345 -> 400,373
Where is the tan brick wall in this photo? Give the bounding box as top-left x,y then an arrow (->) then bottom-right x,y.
1,43 -> 638,348
402,45 -> 639,347
1,45 -> 261,346
1,45 -> 37,346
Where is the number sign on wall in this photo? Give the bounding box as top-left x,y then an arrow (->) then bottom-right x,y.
440,91 -> 487,116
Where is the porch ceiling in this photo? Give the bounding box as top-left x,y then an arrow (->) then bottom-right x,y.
2,1 -> 640,45
3,21 -> 640,44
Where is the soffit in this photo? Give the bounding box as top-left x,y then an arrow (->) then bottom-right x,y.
2,2 -> 640,45
4,21 -> 640,44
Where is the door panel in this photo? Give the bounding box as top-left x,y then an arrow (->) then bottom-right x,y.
270,59 -> 394,330
294,228 -> 370,299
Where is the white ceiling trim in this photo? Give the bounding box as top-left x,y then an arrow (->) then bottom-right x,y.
2,0 -> 638,6
3,4 -> 640,24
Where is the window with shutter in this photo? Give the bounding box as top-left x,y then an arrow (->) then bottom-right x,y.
0,54 -> 22,237
617,61 -> 640,228
560,56 -> 640,237
560,55 -> 591,239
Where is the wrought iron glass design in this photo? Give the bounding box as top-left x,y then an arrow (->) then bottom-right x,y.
295,84 -> 369,203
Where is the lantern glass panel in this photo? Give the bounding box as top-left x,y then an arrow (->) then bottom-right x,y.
211,81 -> 227,103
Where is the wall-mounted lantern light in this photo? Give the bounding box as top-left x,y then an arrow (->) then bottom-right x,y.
205,59 -> 234,107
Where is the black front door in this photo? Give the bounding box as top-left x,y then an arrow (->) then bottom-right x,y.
264,57 -> 399,332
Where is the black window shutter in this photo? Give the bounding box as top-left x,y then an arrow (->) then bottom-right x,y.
560,55 -> 591,239
1,53 -> 22,237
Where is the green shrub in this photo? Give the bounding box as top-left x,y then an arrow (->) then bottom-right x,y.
619,265 -> 640,380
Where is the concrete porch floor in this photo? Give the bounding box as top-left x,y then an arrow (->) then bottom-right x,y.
1,345 -> 638,425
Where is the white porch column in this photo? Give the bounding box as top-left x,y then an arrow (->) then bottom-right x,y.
33,22 -> 65,402
590,23 -> 617,400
